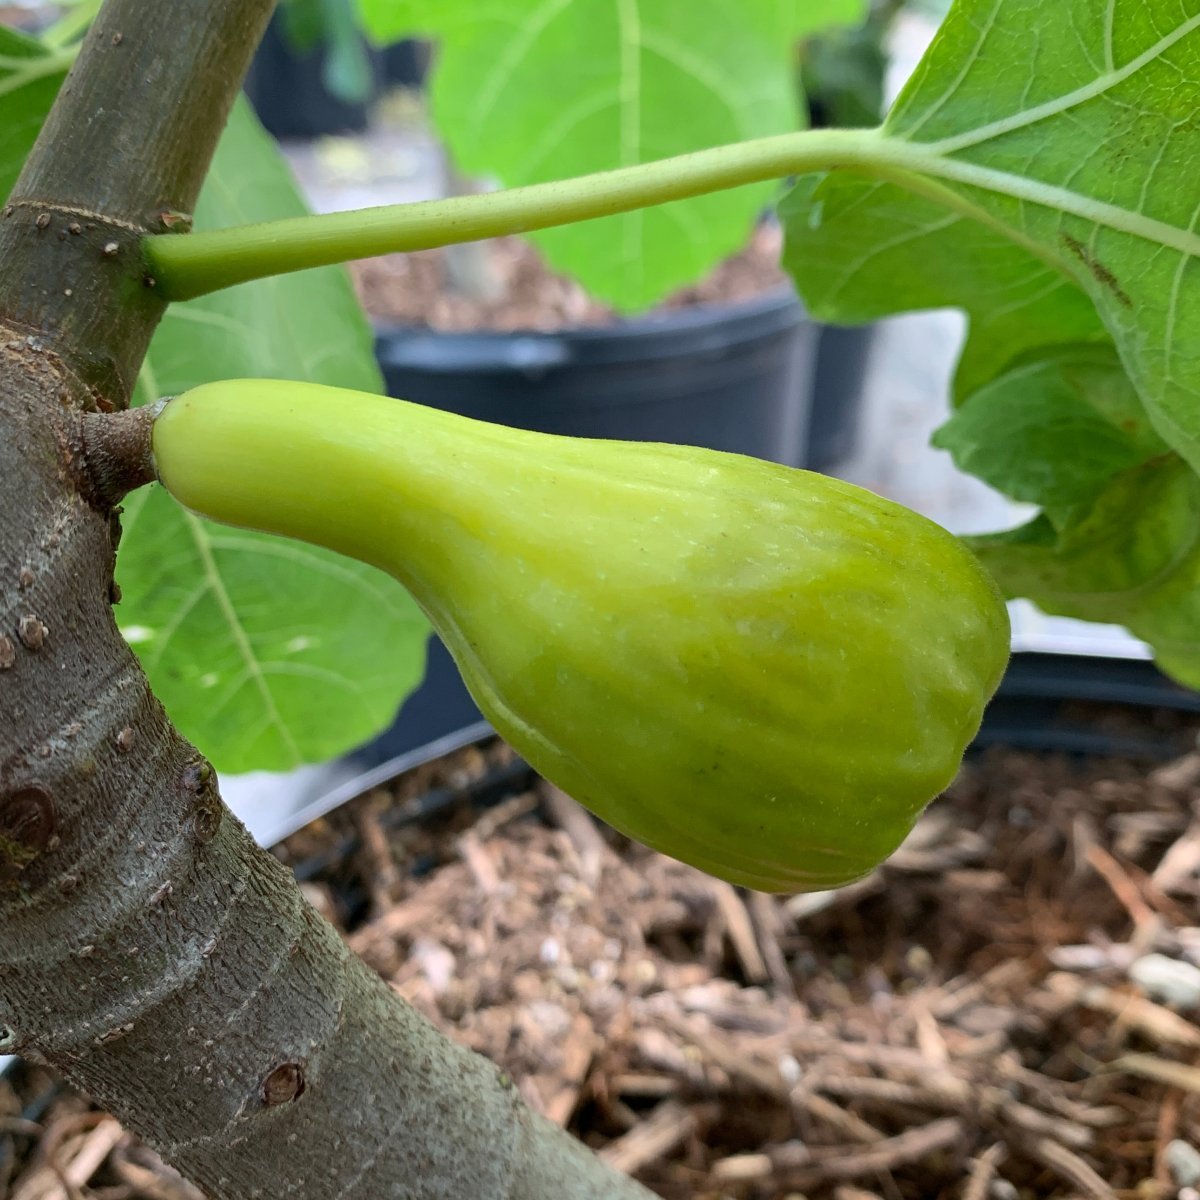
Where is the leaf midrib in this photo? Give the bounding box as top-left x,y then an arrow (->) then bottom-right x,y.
897,146 -> 1200,261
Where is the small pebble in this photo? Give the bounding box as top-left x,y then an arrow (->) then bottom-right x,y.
1129,954 -> 1200,1009
905,945 -> 933,976
777,1054 -> 801,1087
1167,1139 -> 1200,1187
633,959 -> 657,987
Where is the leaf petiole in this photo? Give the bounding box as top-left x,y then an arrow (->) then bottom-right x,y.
144,128 -> 898,301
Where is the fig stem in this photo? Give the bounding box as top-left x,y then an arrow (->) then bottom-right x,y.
143,127 -> 903,301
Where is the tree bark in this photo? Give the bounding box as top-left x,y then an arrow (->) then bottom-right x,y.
0,3 -> 652,1197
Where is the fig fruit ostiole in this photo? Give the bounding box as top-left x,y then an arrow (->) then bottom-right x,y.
151,380 -> 1010,893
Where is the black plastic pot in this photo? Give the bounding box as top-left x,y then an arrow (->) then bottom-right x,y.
375,286 -> 816,462
805,323 -> 876,472
245,13 -> 379,140
354,287 -> 818,766
354,640 -> 483,768
972,653 -> 1200,760
382,39 -> 430,89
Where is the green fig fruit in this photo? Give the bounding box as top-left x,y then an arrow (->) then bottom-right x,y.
151,380 -> 1010,893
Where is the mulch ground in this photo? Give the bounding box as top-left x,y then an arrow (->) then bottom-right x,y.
5,738 -> 1200,1199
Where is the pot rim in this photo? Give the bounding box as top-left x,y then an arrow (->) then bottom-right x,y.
372,283 -> 810,372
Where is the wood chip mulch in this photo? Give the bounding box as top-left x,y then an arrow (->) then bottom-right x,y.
6,739 -> 1200,1199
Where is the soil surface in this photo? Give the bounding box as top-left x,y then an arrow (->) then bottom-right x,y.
351,222 -> 790,332
5,739 -> 1200,1198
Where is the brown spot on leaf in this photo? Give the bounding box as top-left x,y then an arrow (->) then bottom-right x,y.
1061,232 -> 1133,309
260,1062 -> 305,1106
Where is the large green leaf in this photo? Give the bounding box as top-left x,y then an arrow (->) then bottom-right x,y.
356,0 -> 866,311
0,27 -> 70,202
117,99 -> 429,774
780,174 -> 1107,402
969,456 -> 1200,687
932,343 -> 1168,526
783,0 -> 1200,467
